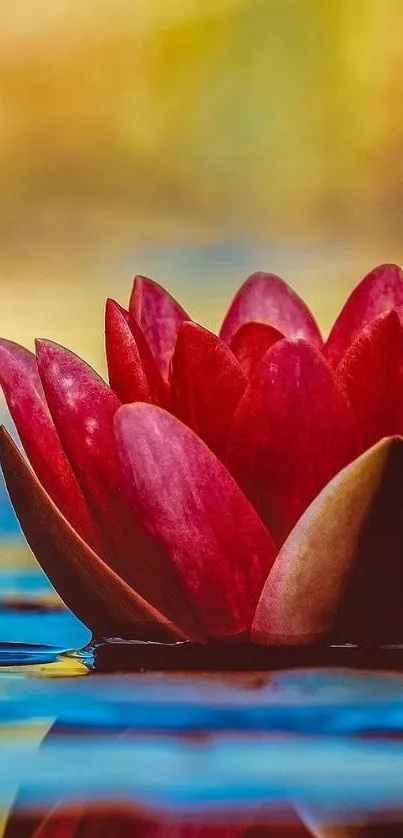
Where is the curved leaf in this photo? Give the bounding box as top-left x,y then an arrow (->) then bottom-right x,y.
252,437 -> 403,645
0,428 -> 181,641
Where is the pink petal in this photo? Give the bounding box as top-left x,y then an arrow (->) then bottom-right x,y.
170,322 -> 248,459
324,263 -> 403,366
0,337 -> 45,399
115,404 -> 278,638
0,340 -> 100,551
129,275 -> 190,379
335,309 -> 403,449
229,321 -> 284,378
105,299 -> 168,406
226,339 -> 361,545
219,272 -> 322,348
36,339 -> 204,642
0,428 -> 181,640
251,436 -> 403,645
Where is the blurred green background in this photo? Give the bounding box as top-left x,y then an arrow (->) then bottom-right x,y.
2,0 -> 403,371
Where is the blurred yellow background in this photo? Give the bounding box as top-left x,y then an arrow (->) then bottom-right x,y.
2,0 -> 403,370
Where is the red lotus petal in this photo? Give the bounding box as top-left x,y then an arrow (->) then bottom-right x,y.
115,404 -> 277,638
130,275 -> 190,379
229,321 -> 284,378
251,437 -> 403,645
219,272 -> 322,349
226,339 -> 360,545
324,263 -> 403,366
0,428 -> 181,640
0,337 -> 45,399
335,309 -> 403,449
170,322 -> 248,458
105,299 -> 168,406
0,340 -> 100,551
36,340 -> 204,642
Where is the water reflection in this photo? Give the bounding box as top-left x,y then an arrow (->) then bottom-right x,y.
0,568 -> 90,668
5,807 -> 314,838
3,668 -> 403,736
3,727 -> 403,835
2,668 -> 403,832
5,810 -> 403,838
1,568 -> 403,834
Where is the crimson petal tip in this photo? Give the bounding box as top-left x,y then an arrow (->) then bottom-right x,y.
220,271 -> 323,348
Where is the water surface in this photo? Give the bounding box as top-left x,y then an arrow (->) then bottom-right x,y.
0,550 -> 403,836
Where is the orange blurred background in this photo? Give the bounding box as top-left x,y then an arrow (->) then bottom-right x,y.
2,0 -> 403,370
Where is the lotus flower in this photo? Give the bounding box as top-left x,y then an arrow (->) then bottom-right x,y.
1,264 -> 403,646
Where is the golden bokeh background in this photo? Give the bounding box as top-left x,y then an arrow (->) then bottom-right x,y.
2,0 -> 403,369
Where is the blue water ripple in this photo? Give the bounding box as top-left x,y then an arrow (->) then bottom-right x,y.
2,734 -> 403,817
2,669 -> 403,737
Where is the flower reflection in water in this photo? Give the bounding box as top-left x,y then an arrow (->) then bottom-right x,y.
4,806 -> 315,838
2,668 -> 403,837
